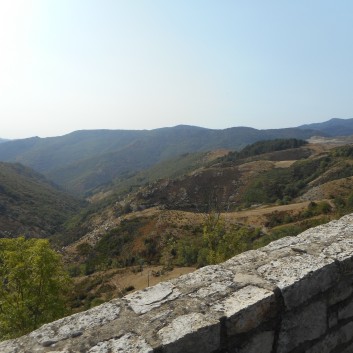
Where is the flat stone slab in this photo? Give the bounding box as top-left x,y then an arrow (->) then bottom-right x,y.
158,312 -> 220,353
212,285 -> 276,334
124,282 -> 181,314
257,253 -> 337,308
88,333 -> 153,353
29,300 -> 121,346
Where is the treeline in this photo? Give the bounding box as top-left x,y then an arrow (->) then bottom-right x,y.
221,138 -> 308,162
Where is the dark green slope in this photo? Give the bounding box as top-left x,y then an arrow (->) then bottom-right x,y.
0,162 -> 83,237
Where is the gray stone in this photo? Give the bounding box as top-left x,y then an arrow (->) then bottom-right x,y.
341,341 -> 353,353
305,322 -> 353,353
158,312 -> 220,353
257,253 -> 337,309
212,285 -> 276,334
236,331 -> 274,353
88,333 -> 153,353
124,282 -> 180,314
338,299 -> 353,321
328,310 -> 338,328
189,280 -> 235,299
277,301 -> 327,353
171,264 -> 235,295
323,238 -> 353,274
328,276 -> 353,306
29,300 -> 121,345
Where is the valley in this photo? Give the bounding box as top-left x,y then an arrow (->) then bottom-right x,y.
2,119 -> 353,321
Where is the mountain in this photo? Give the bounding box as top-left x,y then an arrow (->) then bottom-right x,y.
0,162 -> 83,237
0,139 -> 9,144
298,118 -> 353,136
0,125 -> 322,195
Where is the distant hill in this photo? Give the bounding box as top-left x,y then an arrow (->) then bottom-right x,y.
0,162 -> 83,237
298,118 -> 353,136
0,139 -> 9,144
0,125 -> 322,195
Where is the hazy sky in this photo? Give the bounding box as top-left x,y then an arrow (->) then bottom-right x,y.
1,0 -> 353,139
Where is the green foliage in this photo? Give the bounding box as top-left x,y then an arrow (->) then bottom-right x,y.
254,216 -> 331,249
160,236 -> 177,271
240,156 -> 332,205
330,145 -> 353,158
176,237 -> 202,266
222,138 -> 308,162
174,213 -> 261,267
83,218 -> 148,272
333,191 -> 353,215
0,238 -> 71,340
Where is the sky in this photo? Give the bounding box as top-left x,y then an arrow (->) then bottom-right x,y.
1,0 -> 353,139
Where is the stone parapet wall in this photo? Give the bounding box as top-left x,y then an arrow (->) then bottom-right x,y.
2,214 -> 353,353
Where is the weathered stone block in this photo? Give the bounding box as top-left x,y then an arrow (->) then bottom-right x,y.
340,341 -> 353,353
29,300 -> 121,346
328,310 -> 338,329
277,301 -> 327,353
257,254 -> 337,309
88,333 -> 153,353
212,285 -> 276,335
305,322 -> 353,353
338,299 -> 353,321
171,265 -> 235,295
124,282 -> 180,314
157,312 -> 220,353
236,331 -> 274,353
328,276 -> 353,306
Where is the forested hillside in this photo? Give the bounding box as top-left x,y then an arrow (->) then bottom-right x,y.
0,162 -> 83,237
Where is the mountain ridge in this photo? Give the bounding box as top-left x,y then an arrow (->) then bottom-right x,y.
1,118 -> 352,195
0,125 -> 324,194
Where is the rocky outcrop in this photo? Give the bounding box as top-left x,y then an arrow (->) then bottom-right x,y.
2,214 -> 353,352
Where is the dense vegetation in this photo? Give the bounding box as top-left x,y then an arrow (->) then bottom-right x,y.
0,238 -> 71,340
220,138 -> 308,163
0,162 -> 83,237
241,146 -> 353,206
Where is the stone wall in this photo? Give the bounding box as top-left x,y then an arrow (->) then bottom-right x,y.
2,214 -> 353,353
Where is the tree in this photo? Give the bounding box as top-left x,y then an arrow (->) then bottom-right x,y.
0,237 -> 71,340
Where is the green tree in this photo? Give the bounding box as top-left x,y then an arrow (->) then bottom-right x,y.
0,237 -> 71,340
201,212 -> 225,265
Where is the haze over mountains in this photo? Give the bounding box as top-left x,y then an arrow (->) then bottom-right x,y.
0,118 -> 352,195
2,118 -> 353,308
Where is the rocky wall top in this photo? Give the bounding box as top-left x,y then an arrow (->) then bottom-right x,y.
1,214 -> 353,353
